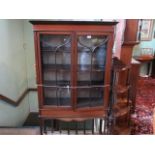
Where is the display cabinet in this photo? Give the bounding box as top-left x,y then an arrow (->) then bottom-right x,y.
30,20 -> 117,134
112,19 -> 141,134
111,58 -> 131,134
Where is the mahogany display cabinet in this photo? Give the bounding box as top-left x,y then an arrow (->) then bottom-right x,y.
30,20 -> 118,134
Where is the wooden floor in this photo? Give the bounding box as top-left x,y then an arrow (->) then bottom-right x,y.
23,112 -> 39,126
0,127 -> 40,135
0,113 -> 40,135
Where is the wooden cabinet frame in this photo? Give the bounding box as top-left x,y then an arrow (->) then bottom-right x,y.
31,21 -> 117,134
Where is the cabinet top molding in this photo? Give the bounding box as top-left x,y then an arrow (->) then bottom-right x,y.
29,20 -> 118,25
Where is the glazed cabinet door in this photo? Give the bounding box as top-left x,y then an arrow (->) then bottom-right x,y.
37,32 -> 73,107
36,31 -> 112,111
75,33 -> 111,109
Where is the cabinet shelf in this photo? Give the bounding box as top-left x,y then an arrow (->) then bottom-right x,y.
78,65 -> 105,72
43,80 -> 104,86
113,99 -> 132,108
44,97 -> 103,108
112,57 -> 130,72
43,64 -> 105,72
41,49 -> 71,53
45,97 -> 71,106
113,85 -> 130,94
43,80 -> 70,86
77,98 -> 103,108
78,81 -> 104,86
43,64 -> 71,70
113,105 -> 130,118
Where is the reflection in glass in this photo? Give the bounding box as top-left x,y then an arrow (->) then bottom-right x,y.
77,87 -> 104,108
77,35 -> 108,108
40,34 -> 71,107
44,87 -> 71,106
78,35 -> 108,71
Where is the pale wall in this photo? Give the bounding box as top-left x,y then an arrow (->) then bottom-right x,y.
0,19 -> 30,126
133,20 -> 155,75
23,20 -> 38,112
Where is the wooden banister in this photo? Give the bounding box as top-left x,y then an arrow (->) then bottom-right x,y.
0,88 -> 37,106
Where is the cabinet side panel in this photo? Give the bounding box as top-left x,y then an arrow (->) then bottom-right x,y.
34,32 -> 43,108
34,32 -> 40,84
103,33 -> 114,109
